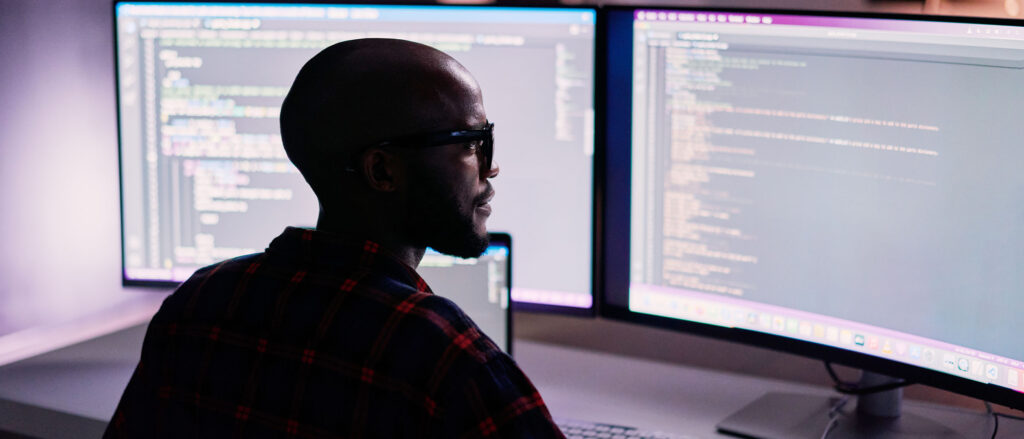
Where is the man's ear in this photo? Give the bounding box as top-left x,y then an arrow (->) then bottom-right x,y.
359,148 -> 404,192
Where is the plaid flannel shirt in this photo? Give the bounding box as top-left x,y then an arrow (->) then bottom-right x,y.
106,227 -> 564,438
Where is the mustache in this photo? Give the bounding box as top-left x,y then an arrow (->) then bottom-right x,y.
474,184 -> 495,206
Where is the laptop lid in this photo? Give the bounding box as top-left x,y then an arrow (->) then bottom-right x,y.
418,232 -> 512,355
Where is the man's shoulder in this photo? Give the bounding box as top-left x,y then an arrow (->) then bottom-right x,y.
154,253 -> 266,320
363,278 -> 505,365
183,252 -> 265,284
155,252 -> 502,362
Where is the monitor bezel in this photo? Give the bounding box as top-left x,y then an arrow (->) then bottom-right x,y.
480,232 -> 514,356
596,5 -> 1024,410
113,0 -> 602,317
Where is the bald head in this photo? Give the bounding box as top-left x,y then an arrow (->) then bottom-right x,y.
280,38 -> 485,204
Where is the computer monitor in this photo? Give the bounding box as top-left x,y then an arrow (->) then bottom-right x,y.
115,2 -> 596,314
420,233 -> 512,354
600,6 -> 1024,433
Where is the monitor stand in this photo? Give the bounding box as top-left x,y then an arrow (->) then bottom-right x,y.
716,371 -> 988,439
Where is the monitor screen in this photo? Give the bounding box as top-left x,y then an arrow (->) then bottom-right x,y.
420,233 -> 511,353
115,2 -> 596,312
601,8 -> 1024,406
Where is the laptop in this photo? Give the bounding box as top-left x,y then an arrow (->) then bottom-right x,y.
418,232 -> 512,354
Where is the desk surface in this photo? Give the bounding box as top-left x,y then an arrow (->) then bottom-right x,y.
0,324 -> 1019,438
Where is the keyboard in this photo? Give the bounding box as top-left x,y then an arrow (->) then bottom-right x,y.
555,418 -> 696,439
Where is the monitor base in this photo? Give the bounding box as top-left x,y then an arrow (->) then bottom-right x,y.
716,392 -> 979,439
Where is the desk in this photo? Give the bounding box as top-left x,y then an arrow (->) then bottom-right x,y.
0,325 -> 1019,438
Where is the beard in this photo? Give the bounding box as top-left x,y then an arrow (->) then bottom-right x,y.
406,167 -> 489,259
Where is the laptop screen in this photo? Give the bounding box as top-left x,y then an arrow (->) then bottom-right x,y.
418,233 -> 511,354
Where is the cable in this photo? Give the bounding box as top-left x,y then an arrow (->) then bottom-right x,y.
983,400 -> 1024,438
984,400 -> 998,439
990,410 -> 999,439
819,395 -> 851,439
989,410 -> 1024,439
820,416 -> 839,439
824,362 -> 914,395
993,412 -> 1024,422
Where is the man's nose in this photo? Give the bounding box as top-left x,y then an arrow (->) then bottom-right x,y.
484,160 -> 499,179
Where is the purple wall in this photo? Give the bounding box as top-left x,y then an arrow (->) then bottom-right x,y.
0,0 -> 161,337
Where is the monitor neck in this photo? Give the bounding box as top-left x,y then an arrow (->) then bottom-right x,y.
856,371 -> 902,418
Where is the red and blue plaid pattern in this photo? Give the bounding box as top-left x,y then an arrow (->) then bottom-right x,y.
106,227 -> 564,438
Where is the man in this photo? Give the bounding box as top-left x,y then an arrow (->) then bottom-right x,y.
106,39 -> 564,438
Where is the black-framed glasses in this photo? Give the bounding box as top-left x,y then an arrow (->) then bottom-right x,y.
346,122 -> 494,173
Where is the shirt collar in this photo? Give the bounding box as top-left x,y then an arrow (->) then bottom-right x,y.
266,227 -> 432,294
